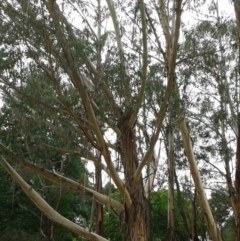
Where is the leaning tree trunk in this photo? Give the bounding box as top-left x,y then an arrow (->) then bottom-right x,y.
119,121 -> 149,241
178,117 -> 222,241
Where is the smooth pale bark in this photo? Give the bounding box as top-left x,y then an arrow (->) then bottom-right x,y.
134,74 -> 173,183
144,137 -> 160,198
178,117 -> 222,241
135,0 -> 181,183
134,0 -> 183,183
158,0 -> 221,238
0,157 -> 108,241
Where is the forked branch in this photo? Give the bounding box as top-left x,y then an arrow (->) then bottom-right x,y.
134,0 -> 183,183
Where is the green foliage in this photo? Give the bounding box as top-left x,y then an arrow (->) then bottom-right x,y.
209,187 -> 231,225
209,186 -> 238,241
150,190 -> 168,241
103,189 -> 123,241
0,165 -> 41,233
0,229 -> 45,241
221,217 -> 237,241
103,211 -> 123,241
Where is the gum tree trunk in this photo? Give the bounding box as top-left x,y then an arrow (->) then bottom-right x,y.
119,122 -> 149,241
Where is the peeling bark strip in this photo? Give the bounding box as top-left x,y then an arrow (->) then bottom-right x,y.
0,157 -> 108,241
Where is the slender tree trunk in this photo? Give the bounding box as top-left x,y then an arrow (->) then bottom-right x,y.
167,124 -> 175,241
119,121 -> 149,241
95,152 -> 104,236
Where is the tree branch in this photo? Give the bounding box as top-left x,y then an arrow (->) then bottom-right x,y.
0,143 -> 123,212
134,0 -> 183,183
158,0 -> 171,45
105,0 -> 131,102
0,156 -> 109,241
129,0 -> 148,128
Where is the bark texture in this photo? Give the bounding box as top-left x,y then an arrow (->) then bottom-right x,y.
119,117 -> 149,241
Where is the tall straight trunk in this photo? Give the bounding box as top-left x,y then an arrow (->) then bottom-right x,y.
167,124 -> 175,241
119,120 -> 149,241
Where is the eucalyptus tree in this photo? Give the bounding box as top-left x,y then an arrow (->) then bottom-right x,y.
0,0 -> 226,240
175,1 -> 240,240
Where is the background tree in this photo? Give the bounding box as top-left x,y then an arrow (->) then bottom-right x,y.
0,85 -> 92,241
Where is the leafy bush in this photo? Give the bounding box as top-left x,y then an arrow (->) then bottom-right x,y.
0,228 -> 45,241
